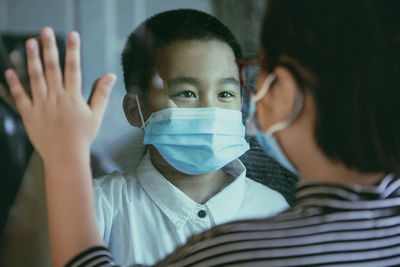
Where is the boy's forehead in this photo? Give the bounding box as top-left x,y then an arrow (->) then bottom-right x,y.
157,39 -> 236,60
155,39 -> 238,80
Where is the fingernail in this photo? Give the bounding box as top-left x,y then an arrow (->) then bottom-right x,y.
27,39 -> 36,50
70,31 -> 79,42
43,27 -> 53,40
5,69 -> 15,80
104,75 -> 116,86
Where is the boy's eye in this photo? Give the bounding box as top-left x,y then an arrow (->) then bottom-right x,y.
176,91 -> 196,98
218,91 -> 234,98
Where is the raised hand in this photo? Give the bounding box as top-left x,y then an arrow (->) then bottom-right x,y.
4,27 -> 116,266
4,27 -> 116,163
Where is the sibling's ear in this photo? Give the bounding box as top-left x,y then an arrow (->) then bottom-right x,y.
255,66 -> 298,130
269,66 -> 299,123
123,93 -> 146,127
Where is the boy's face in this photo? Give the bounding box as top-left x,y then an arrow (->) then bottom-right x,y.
145,39 -> 241,114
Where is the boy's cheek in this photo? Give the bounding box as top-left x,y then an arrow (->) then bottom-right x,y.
145,73 -> 171,113
147,88 -> 170,113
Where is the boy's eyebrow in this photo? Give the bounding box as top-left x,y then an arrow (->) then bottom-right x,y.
167,76 -> 199,88
219,77 -> 240,87
167,76 -> 240,88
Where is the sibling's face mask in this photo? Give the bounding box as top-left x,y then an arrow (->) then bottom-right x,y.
245,73 -> 304,175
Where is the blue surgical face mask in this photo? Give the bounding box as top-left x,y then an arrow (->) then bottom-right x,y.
245,73 -> 304,175
136,97 -> 249,175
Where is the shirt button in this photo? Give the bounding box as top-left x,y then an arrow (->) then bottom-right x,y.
198,210 -> 206,218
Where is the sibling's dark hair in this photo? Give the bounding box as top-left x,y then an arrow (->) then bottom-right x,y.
121,9 -> 242,102
261,0 -> 400,175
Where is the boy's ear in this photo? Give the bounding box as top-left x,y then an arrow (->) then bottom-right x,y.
123,93 -> 146,127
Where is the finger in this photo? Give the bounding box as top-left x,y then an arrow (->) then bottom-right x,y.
89,73 -> 116,121
41,27 -> 63,96
5,69 -> 32,115
64,31 -> 81,95
26,38 -> 47,102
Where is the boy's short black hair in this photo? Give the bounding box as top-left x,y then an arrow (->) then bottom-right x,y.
261,0 -> 400,175
121,9 -> 242,101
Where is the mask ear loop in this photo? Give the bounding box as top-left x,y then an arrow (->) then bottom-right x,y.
135,94 -> 147,131
266,87 -> 304,135
245,74 -> 276,136
253,73 -> 276,102
253,73 -> 304,136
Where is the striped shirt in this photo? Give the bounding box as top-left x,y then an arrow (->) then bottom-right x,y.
67,174 -> 400,267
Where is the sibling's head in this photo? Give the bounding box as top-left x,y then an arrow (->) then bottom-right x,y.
258,0 -> 400,175
121,9 -> 243,126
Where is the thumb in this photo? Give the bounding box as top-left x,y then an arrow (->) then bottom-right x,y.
89,73 -> 116,120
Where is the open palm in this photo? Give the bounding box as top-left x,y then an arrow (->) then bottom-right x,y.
5,27 -> 116,163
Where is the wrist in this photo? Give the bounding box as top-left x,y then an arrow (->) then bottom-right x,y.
42,145 -> 91,169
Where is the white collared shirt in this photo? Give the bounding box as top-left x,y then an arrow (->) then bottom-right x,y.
94,152 -> 288,266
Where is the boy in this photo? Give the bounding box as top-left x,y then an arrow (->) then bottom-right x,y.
94,9 -> 288,266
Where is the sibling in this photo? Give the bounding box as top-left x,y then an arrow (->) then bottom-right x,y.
93,9 -> 288,265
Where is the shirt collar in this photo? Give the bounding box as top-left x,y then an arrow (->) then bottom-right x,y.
135,151 -> 246,229
205,159 -> 246,225
136,152 -> 195,229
